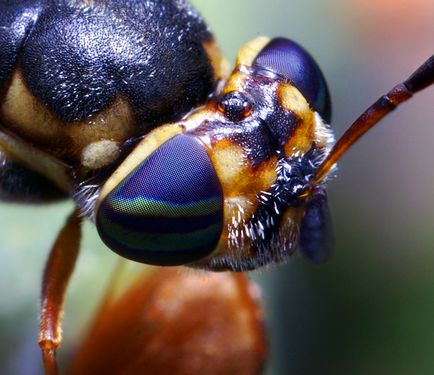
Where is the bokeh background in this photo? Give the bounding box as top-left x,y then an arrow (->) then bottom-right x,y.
0,0 -> 433,374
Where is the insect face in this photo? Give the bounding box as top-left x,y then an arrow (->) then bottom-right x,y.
96,37 -> 334,270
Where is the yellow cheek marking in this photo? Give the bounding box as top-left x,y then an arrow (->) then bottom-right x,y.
209,195 -> 256,262
97,123 -> 184,206
278,84 -> 316,156
223,69 -> 249,94
205,138 -> 279,259
208,139 -> 277,199
235,36 -> 270,67
209,139 -> 248,195
279,83 -> 311,116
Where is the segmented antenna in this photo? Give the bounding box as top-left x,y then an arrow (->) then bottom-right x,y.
314,54 -> 434,184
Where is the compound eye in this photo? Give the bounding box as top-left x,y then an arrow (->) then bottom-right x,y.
252,37 -> 332,123
96,134 -> 223,265
217,91 -> 253,122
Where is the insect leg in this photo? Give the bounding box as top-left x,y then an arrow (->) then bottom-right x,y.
39,209 -> 82,375
314,54 -> 434,183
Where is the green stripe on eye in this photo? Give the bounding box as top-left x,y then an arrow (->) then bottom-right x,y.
108,196 -> 222,217
99,214 -> 221,252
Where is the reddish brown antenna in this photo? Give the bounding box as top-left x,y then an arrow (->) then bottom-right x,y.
314,54 -> 434,184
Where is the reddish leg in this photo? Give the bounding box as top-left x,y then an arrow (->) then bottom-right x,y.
39,209 -> 82,375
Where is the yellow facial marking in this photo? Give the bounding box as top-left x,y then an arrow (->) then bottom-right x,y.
278,84 -> 316,156
278,83 -> 311,116
235,37 -> 270,67
203,138 -> 279,260
222,69 -> 249,94
222,37 -> 271,95
208,138 -> 277,198
207,139 -> 277,199
209,139 -> 247,193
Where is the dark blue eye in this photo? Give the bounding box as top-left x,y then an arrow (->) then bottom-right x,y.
252,37 -> 332,123
96,134 -> 223,266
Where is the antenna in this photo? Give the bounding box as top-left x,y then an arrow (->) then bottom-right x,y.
314,55 -> 434,184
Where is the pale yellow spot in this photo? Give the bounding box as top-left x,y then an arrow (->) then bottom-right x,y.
81,140 -> 120,170
67,97 -> 137,157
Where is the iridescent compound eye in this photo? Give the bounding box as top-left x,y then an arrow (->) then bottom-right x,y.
96,134 -> 223,265
252,37 -> 332,123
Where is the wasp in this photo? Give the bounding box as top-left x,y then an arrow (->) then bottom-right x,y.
0,0 -> 433,374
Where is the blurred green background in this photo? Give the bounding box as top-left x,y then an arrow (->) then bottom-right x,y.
0,0 -> 433,374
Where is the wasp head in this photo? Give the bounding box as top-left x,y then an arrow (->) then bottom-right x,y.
95,37 -> 335,270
